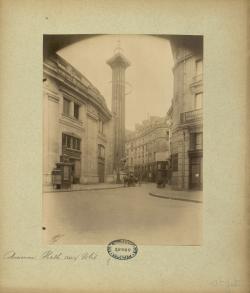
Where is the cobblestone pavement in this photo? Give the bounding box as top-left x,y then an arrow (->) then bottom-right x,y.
43,183 -> 202,245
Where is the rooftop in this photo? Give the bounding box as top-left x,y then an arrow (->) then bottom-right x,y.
126,116 -> 168,141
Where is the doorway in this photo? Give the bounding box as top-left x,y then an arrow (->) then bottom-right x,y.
69,159 -> 81,184
98,161 -> 105,183
189,156 -> 202,190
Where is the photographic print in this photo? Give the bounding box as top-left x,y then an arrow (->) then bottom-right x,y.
43,34 -> 203,245
1,1 -> 249,292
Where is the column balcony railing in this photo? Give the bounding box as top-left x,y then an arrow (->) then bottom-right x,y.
180,108 -> 202,124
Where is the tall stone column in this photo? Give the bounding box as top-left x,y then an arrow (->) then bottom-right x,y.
107,52 -> 130,182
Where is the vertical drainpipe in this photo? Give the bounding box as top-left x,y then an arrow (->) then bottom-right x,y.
182,47 -> 186,190
182,130 -> 186,189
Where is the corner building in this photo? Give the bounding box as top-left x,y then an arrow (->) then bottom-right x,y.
169,36 -> 203,190
43,54 -> 114,186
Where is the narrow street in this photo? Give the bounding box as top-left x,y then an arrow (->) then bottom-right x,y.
43,183 -> 202,245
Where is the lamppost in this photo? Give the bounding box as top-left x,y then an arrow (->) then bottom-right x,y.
116,150 -> 121,184
182,130 -> 186,189
116,157 -> 126,184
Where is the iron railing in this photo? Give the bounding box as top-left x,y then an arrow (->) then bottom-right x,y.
180,109 -> 202,123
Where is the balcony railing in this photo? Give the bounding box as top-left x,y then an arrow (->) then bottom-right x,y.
180,109 -> 202,123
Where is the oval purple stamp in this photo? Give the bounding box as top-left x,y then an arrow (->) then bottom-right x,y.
107,239 -> 138,260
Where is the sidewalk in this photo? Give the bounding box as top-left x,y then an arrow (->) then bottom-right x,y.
149,184 -> 203,203
43,183 -> 124,193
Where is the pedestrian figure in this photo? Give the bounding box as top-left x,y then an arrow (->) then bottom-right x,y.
138,173 -> 142,186
123,174 -> 128,187
148,172 -> 152,183
128,173 -> 134,187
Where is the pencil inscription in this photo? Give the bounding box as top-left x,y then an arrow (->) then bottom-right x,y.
3,250 -> 98,261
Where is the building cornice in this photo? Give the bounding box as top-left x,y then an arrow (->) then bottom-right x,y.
97,133 -> 107,143
126,124 -> 168,143
59,115 -> 85,132
47,93 -> 60,103
87,111 -> 99,121
172,53 -> 193,71
190,76 -> 203,94
172,121 -> 203,134
43,57 -> 112,121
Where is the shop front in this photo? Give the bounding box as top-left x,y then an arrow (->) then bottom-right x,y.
189,150 -> 203,190
62,133 -> 81,184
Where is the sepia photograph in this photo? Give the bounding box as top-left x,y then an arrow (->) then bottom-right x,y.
1,0 -> 249,292
43,34 -> 203,245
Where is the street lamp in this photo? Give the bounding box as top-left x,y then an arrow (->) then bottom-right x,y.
116,157 -> 126,184
182,130 -> 186,189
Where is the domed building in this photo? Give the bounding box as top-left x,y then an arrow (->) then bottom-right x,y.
43,53 -> 114,187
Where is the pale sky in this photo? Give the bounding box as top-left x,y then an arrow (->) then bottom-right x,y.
58,35 -> 174,130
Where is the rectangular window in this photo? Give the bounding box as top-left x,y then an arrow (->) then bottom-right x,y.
196,59 -> 203,75
195,93 -> 203,109
66,135 -> 71,148
76,139 -> 80,150
62,133 -> 67,147
63,98 -> 70,115
63,166 -> 69,180
98,119 -> 103,133
62,134 -> 81,150
190,133 -> 203,150
172,153 -> 178,171
73,137 -> 77,149
195,133 -> 202,149
74,103 -> 80,119
98,144 -> 105,158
